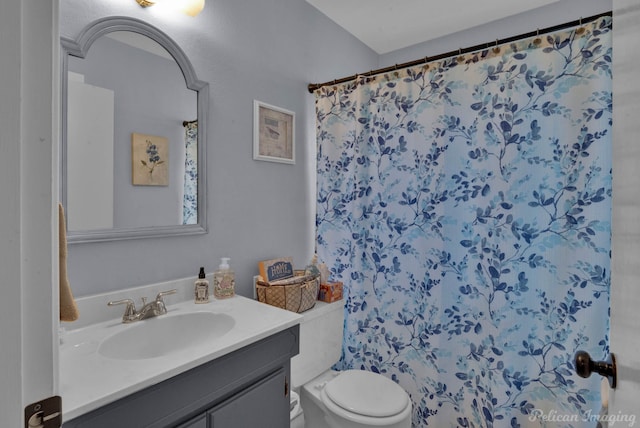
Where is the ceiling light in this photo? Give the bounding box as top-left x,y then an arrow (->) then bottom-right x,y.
135,0 -> 205,17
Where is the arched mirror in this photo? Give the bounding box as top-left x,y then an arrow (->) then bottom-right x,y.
61,17 -> 208,243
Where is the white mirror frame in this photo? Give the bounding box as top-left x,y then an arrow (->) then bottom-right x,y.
61,17 -> 208,243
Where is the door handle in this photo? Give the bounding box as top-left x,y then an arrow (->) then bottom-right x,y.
574,350 -> 617,388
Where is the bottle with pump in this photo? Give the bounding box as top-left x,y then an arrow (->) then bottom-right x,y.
213,258 -> 235,299
194,267 -> 210,303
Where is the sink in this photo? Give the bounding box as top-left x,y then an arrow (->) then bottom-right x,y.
98,312 -> 235,360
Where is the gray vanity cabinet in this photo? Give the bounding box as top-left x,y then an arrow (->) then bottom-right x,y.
177,367 -> 288,428
176,414 -> 206,428
63,325 -> 299,428
208,367 -> 289,427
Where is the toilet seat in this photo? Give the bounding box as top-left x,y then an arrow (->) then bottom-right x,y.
320,370 -> 411,425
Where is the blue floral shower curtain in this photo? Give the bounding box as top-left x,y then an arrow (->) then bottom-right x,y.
182,121 -> 198,225
315,17 -> 611,427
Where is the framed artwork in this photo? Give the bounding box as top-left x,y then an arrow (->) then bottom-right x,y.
253,100 -> 295,164
131,132 -> 169,186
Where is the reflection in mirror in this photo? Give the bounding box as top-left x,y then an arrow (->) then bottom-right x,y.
61,18 -> 208,243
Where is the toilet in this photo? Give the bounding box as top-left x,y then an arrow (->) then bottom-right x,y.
290,301 -> 412,428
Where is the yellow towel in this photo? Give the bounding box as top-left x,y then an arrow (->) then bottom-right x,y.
59,203 -> 79,322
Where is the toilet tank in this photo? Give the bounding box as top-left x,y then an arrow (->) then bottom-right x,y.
291,300 -> 344,389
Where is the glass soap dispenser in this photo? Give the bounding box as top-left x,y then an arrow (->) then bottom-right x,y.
213,257 -> 235,299
194,267 -> 210,303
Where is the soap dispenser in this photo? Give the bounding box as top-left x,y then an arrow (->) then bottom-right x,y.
213,257 -> 235,299
194,267 -> 210,303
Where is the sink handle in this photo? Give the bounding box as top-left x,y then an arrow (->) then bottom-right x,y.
107,299 -> 137,322
153,289 -> 177,315
156,289 -> 177,301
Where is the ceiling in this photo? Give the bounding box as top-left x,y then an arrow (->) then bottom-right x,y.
306,0 -> 561,54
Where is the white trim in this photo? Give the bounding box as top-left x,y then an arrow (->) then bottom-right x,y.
610,0 -> 640,414
0,0 -> 59,425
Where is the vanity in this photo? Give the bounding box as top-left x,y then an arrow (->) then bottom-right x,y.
58,15 -> 302,427
60,287 -> 301,427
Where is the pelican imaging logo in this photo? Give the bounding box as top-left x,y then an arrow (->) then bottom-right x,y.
529,409 -> 636,426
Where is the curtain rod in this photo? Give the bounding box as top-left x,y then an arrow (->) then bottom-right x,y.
308,11 -> 612,94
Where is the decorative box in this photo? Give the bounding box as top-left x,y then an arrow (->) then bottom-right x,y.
258,257 -> 294,283
318,282 -> 343,303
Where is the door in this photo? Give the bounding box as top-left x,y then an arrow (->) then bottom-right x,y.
609,0 -> 640,417
0,0 -> 60,426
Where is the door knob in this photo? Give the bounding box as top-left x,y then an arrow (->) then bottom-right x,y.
574,350 -> 617,388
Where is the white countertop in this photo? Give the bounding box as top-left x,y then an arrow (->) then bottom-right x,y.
59,295 -> 301,421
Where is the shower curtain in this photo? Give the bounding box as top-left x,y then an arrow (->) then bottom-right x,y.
315,17 -> 612,427
182,120 -> 198,225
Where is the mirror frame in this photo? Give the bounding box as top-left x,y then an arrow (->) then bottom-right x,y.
61,16 -> 208,243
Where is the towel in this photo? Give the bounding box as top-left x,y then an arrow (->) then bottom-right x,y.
59,203 -> 79,322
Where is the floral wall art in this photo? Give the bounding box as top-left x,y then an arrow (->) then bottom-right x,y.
131,132 -> 168,186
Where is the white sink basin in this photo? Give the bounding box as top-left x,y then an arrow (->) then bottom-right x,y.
98,312 -> 235,360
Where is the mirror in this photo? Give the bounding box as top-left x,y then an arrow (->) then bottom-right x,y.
61,17 -> 208,243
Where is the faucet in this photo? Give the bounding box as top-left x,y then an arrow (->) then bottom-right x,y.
108,289 -> 177,323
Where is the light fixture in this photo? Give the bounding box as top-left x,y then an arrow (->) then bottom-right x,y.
181,0 -> 204,17
135,0 -> 205,17
135,0 -> 155,7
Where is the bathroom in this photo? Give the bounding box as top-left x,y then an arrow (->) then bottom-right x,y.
2,0 -> 639,426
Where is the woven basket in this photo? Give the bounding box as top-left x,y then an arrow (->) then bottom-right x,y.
256,274 -> 319,313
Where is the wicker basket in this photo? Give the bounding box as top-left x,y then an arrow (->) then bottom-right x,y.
256,274 -> 319,313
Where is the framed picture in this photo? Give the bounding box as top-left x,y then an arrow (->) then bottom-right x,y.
253,100 -> 295,164
131,132 -> 169,186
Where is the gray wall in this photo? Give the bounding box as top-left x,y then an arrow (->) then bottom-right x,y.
61,0 -> 612,298
60,0 -> 378,297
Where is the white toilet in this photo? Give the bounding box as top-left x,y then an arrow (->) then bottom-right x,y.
291,301 -> 412,428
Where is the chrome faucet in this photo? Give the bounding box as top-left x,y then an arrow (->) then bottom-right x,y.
108,289 -> 177,323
